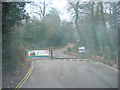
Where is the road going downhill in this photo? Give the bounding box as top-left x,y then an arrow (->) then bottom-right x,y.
21,44 -> 118,88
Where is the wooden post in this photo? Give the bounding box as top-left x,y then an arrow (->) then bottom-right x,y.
51,50 -> 53,59
108,54 -> 110,63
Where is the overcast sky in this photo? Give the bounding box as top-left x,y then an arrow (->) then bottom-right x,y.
25,0 -> 119,21
25,0 -> 71,21
51,0 -> 71,21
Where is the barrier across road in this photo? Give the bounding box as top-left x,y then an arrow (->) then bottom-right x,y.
28,50 -> 50,57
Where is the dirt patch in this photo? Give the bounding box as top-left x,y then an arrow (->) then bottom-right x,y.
64,51 -> 78,57
2,58 -> 31,88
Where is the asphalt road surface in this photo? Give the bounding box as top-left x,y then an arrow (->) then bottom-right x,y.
22,44 -> 118,88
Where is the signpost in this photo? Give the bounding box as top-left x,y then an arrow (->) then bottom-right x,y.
79,46 -> 85,54
79,46 -> 86,58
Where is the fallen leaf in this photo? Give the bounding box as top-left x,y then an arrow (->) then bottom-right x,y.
11,80 -> 13,83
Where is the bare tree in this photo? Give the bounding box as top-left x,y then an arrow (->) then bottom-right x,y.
31,0 -> 52,19
67,1 -> 91,46
117,1 -> 120,28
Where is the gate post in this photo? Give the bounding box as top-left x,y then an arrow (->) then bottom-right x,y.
51,50 -> 53,59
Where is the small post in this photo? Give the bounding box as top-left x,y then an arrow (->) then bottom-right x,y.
51,50 -> 53,59
117,54 -> 118,65
25,51 -> 27,57
109,54 -> 110,63
67,47 -> 70,52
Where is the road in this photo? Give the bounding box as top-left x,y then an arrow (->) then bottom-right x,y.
53,43 -> 75,58
22,44 -> 118,88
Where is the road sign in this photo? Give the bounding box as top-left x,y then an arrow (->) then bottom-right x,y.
79,46 -> 85,54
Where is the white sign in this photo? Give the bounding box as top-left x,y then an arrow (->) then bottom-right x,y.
79,46 -> 85,53
28,50 -> 50,57
79,46 -> 85,50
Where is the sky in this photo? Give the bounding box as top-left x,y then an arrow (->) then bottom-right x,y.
25,0 -> 71,21
51,0 -> 71,21
25,0 -> 119,21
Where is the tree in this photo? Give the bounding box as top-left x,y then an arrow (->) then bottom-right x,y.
67,1 -> 91,46
67,1 -> 118,61
2,2 -> 30,71
31,0 -> 52,19
117,1 -> 120,66
2,2 -> 29,32
67,1 -> 79,43
43,8 -> 63,46
61,21 -> 74,44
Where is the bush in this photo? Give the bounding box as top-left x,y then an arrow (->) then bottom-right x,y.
67,47 -> 71,52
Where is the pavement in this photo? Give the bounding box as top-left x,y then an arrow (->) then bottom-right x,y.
21,44 -> 118,88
